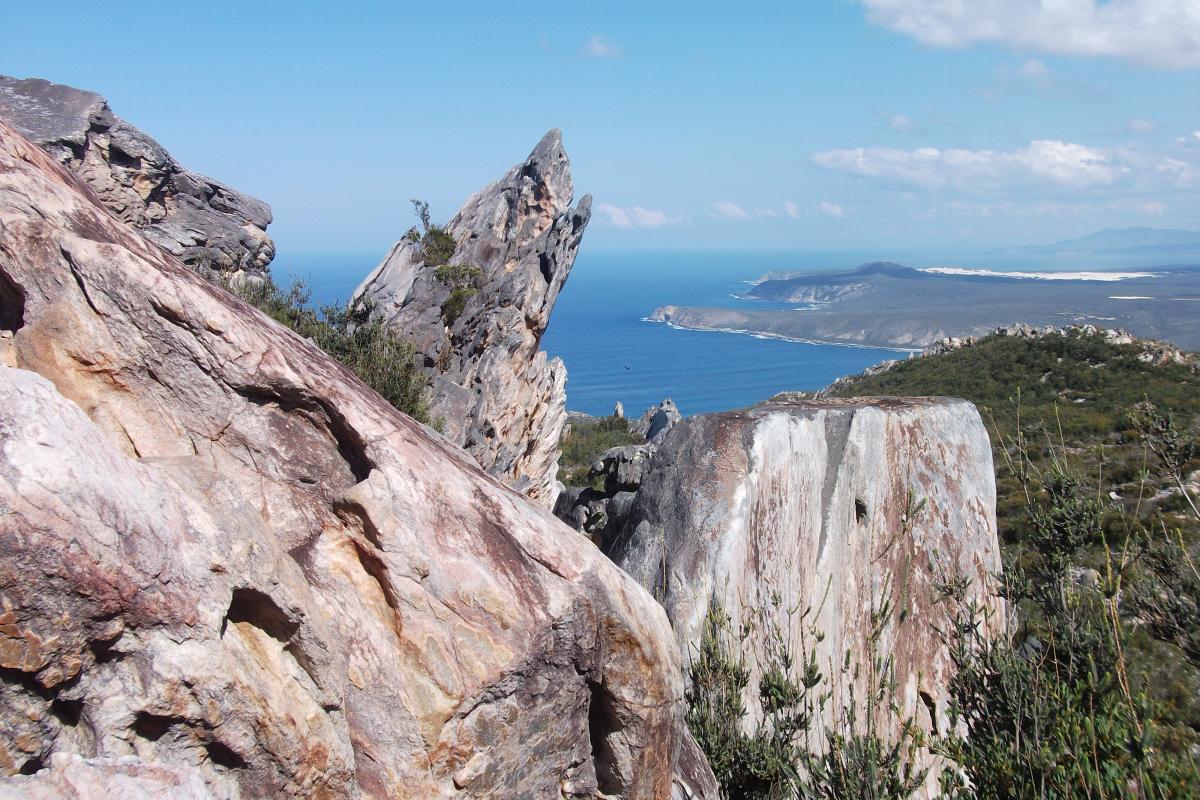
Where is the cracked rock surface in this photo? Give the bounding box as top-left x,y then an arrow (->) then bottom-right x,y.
0,75 -> 274,278
353,130 -> 590,507
0,120 -> 712,799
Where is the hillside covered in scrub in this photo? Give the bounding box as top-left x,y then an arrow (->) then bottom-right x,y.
822,328 -> 1200,764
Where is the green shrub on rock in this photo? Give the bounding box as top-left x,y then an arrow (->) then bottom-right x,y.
227,276 -> 431,424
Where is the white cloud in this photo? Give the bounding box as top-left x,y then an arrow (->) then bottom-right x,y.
595,203 -> 679,230
818,201 -> 846,218
784,201 -> 800,219
814,140 -> 1129,190
1141,200 -> 1168,216
1180,131 -> 1200,147
860,0 -> 1200,69
889,113 -> 918,133
582,35 -> 622,59
1129,119 -> 1157,134
712,201 -> 749,219
754,208 -> 779,218
1017,58 -> 1052,87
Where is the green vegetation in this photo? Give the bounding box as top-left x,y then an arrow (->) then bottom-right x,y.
690,330 -> 1200,798
826,332 -> 1200,543
404,199 -> 482,325
687,580 -> 926,799
433,263 -> 482,325
228,276 -> 431,424
558,416 -> 643,488
933,421 -> 1200,798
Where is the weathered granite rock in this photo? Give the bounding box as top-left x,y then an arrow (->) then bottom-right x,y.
592,445 -> 657,495
0,120 -> 713,798
353,130 -> 590,506
0,76 -> 274,278
607,397 -> 1003,796
632,398 -> 681,445
0,754 -> 214,800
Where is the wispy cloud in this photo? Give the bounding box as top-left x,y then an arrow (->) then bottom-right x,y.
582,34 -> 623,59
1128,119 -> 1157,134
712,201 -> 749,219
1016,58 -> 1052,88
1141,200 -> 1168,216
1180,131 -> 1200,147
784,201 -> 800,219
595,203 -> 679,230
818,201 -> 846,218
888,113 -> 919,133
815,140 -> 1136,190
859,0 -> 1200,69
981,58 -> 1106,103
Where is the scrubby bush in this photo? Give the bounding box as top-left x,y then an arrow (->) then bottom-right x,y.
229,276 -> 431,424
558,416 -> 644,487
687,580 -> 926,799
405,199 -> 482,325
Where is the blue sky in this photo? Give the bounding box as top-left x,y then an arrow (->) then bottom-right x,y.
4,0 -> 1198,256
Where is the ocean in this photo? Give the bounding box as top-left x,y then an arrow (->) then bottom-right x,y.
281,249 -> 908,418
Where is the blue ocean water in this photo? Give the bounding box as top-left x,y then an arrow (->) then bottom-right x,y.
540,252 -> 906,416
280,249 -> 907,418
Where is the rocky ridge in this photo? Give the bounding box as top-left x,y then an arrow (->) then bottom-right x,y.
353,130 -> 590,506
0,75 -> 274,279
0,119 -> 714,798
817,323 -> 1198,398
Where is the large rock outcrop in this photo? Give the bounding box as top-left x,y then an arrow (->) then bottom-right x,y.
0,75 -> 274,278
352,130 -> 590,506
606,397 -> 1003,796
0,120 -> 714,798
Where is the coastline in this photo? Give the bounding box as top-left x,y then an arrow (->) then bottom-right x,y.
642,316 -> 923,353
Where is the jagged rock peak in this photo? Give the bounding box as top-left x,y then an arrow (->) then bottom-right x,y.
0,118 -> 712,798
0,75 -> 274,278
353,130 -> 592,506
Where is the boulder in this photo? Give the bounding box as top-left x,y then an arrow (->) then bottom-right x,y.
632,398 -> 681,444
592,445 -> 657,495
607,397 -> 1003,796
0,120 -> 712,798
0,75 -> 274,278
353,130 -> 590,506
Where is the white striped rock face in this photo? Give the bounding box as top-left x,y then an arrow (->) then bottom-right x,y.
608,398 -> 1003,796
353,131 -> 590,507
0,121 -> 713,799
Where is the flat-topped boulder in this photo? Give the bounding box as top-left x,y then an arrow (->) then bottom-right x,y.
607,396 -> 1003,797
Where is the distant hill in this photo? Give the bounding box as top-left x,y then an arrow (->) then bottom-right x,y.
1009,226 -> 1200,259
653,262 -> 1200,350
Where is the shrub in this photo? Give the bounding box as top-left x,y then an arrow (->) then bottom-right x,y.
686,583 -> 927,800
933,419 -> 1200,799
404,200 -> 483,326
228,276 -> 431,424
558,416 -> 643,487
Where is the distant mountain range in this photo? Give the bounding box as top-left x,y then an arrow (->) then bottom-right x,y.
1005,227 -> 1200,260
